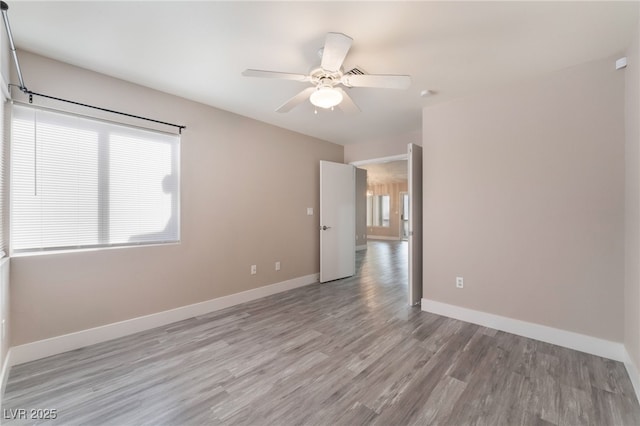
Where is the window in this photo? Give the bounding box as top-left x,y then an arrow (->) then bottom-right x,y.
11,105 -> 180,253
366,194 -> 390,227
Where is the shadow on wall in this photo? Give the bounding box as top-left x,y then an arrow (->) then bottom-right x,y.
129,173 -> 178,243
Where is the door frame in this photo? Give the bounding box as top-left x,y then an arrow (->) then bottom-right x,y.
399,191 -> 409,241
350,152 -> 423,306
408,143 -> 423,306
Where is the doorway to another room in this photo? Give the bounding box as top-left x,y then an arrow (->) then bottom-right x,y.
351,144 -> 423,306
361,160 -> 408,242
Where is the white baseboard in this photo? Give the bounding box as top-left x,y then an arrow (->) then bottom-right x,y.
1,348 -> 11,402
356,244 -> 367,251
421,298 -> 625,362
10,273 -> 319,366
367,235 -> 401,241
624,349 -> 640,404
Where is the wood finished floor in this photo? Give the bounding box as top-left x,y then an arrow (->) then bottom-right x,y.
4,241 -> 640,425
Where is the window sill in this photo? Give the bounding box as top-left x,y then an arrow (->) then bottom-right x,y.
10,241 -> 181,258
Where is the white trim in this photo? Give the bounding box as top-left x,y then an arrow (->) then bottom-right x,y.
0,258 -> 8,401
421,298 -> 625,362
350,154 -> 408,167
624,348 -> 640,404
1,348 -> 11,401
356,244 -> 367,251
0,74 -> 10,101
10,273 -> 319,366
367,235 -> 401,241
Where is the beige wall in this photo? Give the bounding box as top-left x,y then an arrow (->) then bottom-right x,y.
367,181 -> 408,240
422,56 -> 625,341
625,14 -> 640,371
355,168 -> 367,247
9,51 -> 343,346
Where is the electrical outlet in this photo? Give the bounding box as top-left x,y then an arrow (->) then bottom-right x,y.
251,265 -> 257,275
275,261 -> 281,271
456,277 -> 464,288
307,208 -> 313,216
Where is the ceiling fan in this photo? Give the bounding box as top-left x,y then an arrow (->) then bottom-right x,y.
242,32 -> 411,113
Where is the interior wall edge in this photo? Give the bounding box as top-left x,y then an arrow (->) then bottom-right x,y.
624,5 -> 640,395
0,257 -> 8,399
421,298 -> 625,362
624,347 -> 640,404
0,346 -> 11,402
9,273 -> 319,366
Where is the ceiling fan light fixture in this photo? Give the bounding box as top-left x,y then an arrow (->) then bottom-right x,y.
243,32 -> 410,113
310,85 -> 343,109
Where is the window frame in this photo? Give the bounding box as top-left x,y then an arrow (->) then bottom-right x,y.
10,103 -> 181,255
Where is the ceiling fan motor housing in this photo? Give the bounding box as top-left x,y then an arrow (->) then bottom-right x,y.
310,68 -> 342,87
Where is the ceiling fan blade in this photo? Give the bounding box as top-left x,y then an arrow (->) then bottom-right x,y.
276,87 -> 316,113
341,74 -> 411,90
242,69 -> 309,81
321,33 -> 353,73
336,88 -> 360,114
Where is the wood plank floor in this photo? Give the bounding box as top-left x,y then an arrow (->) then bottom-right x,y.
4,241 -> 640,425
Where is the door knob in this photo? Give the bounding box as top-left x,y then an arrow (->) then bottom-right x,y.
321,225 -> 332,231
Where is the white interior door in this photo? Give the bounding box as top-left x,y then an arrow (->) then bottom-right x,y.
408,143 -> 423,305
320,161 -> 355,283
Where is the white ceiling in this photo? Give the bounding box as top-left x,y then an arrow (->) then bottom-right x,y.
6,1 -> 639,146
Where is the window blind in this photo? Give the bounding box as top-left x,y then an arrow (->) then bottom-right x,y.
11,104 -> 180,253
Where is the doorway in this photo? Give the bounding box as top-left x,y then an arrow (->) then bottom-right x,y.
351,145 -> 422,306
